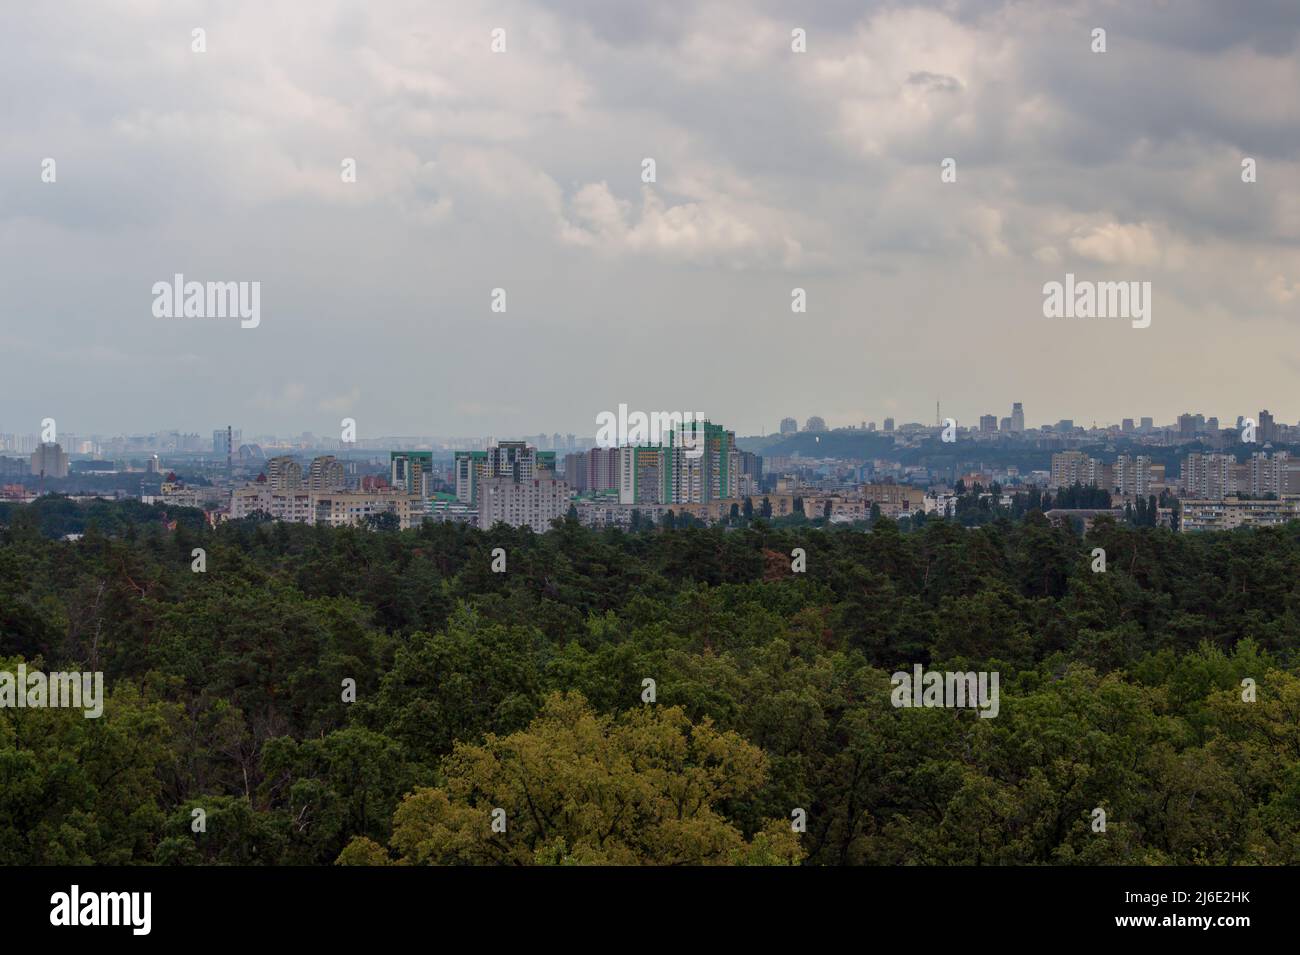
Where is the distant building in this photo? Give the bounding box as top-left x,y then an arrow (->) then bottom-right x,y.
454,441 -> 556,504
1050,451 -> 1104,489
213,428 -> 242,457
478,475 -> 570,531
804,416 -> 827,433
1183,452 -> 1241,500
779,417 -> 798,435
1260,409 -> 1276,444
861,483 -> 925,517
391,451 -> 434,497
30,443 -> 69,479
979,414 -> 998,433
617,446 -> 665,505
1113,454 -> 1153,497
308,455 -> 346,492
1180,497 -> 1300,532
563,452 -> 588,492
1247,451 -> 1300,497
1011,402 -> 1025,433
266,455 -> 303,491
230,486 -> 420,529
587,446 -> 619,493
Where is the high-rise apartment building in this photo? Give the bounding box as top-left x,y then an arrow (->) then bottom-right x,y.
563,452 -> 588,492
979,415 -> 998,433
1183,452 -> 1240,500
455,442 -> 556,504
1247,450 -> 1300,497
266,455 -> 303,491
1050,451 -> 1104,489
617,446 -> 665,505
1011,402 -> 1025,433
586,446 -> 619,493
779,417 -> 798,435
29,443 -> 69,479
666,421 -> 737,504
1113,454 -> 1152,497
391,451 -> 434,497
308,455 -> 346,492
477,475 -> 570,531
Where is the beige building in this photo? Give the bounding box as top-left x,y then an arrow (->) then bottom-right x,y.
860,484 -> 925,517
308,455 -> 346,491
1179,496 -> 1300,532
230,485 -> 419,528
30,442 -> 70,479
266,455 -> 303,491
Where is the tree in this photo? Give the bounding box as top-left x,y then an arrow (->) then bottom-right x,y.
362,511 -> 400,532
340,692 -> 802,866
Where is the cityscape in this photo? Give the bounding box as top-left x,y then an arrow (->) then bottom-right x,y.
6,401 -> 1300,535
2,0 -> 1297,926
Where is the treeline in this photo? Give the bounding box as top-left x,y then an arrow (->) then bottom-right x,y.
2,500 -> 1300,865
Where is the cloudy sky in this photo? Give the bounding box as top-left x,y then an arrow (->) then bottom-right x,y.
3,0 -> 1298,440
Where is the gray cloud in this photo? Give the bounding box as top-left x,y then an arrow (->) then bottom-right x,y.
1,0 -> 1297,440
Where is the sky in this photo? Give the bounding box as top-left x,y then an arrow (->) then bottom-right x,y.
2,0 -> 1298,441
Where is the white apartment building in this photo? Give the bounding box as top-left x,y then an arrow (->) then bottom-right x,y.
1113,454 -> 1153,497
1049,451 -> 1104,489
1183,452 -> 1238,500
477,475 -> 570,531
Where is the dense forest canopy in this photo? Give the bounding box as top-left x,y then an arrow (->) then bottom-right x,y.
2,497 -> 1299,865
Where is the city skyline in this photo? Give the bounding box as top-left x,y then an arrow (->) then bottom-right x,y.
4,399 -> 1297,452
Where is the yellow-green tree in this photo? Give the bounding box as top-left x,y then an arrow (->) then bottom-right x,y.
338,691 -> 802,866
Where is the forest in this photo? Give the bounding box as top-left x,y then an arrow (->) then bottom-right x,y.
2,496 -> 1299,865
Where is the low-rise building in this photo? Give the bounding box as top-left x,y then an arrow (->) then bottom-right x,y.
1179,496 -> 1300,532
